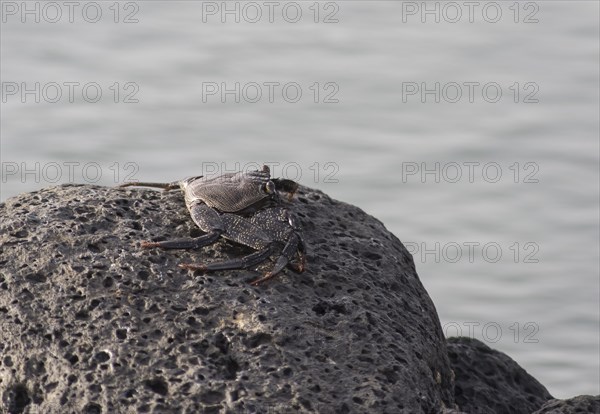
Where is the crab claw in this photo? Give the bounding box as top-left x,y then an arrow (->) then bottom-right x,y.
179,263 -> 208,272
288,261 -> 305,273
296,251 -> 306,272
249,272 -> 277,286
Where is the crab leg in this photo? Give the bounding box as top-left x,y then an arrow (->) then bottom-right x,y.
179,247 -> 272,272
179,213 -> 276,276
141,232 -> 221,249
141,203 -> 224,250
119,181 -> 180,191
250,233 -> 302,285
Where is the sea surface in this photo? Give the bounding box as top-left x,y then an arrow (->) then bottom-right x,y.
1,1 -> 599,398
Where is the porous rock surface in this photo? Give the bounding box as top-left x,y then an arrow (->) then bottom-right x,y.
447,337 -> 553,414
532,395 -> 600,414
0,184 -> 455,414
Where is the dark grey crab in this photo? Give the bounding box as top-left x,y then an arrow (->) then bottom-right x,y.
118,165 -> 306,285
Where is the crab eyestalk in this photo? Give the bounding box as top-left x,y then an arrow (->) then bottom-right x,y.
273,178 -> 299,201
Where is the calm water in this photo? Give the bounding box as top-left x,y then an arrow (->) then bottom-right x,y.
1,1 -> 598,398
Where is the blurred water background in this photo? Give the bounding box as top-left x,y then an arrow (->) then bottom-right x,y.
1,1 -> 598,398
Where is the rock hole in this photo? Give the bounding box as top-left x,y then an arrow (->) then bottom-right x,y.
213,333 -> 229,354
95,351 -> 110,363
192,306 -> 211,315
75,310 -> 89,320
25,273 -> 47,283
5,383 -> 31,414
223,357 -> 239,380
245,333 -> 272,349
199,390 -> 224,405
312,302 -> 328,316
144,377 -> 168,396
66,353 -> 79,365
84,402 -> 102,413
87,243 -> 102,253
11,230 -> 29,238
115,329 -> 127,339
338,402 -> 350,414
363,251 -> 382,261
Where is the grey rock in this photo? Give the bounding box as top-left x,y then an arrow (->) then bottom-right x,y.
0,184 -> 455,414
447,336 -> 553,414
532,395 -> 600,414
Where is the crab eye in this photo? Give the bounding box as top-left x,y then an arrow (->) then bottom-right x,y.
264,181 -> 276,194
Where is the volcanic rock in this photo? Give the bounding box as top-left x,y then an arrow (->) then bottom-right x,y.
447,336 -> 553,414
0,184 -> 455,414
532,395 -> 600,414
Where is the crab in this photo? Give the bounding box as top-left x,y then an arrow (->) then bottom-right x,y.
118,165 -> 306,285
